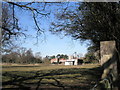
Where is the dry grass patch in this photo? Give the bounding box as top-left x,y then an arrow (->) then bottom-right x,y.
2,63 -> 102,89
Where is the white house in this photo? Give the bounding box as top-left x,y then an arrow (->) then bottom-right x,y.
65,59 -> 83,65
65,59 -> 76,65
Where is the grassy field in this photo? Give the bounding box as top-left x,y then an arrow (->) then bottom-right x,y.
2,64 -> 103,90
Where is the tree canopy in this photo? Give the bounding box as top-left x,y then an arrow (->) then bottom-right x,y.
1,2 -> 51,52
1,2 -> 69,52
51,2 -> 120,52
2,2 -> 120,53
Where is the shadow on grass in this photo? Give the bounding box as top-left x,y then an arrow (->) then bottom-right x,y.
2,66 -> 103,90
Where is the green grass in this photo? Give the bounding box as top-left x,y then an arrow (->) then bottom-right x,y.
2,64 -> 103,89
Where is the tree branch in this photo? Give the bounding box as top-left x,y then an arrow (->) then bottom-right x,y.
32,11 -> 44,33
8,2 -> 50,15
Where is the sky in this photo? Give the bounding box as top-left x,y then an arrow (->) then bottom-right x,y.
21,32 -> 88,57
15,2 -> 88,57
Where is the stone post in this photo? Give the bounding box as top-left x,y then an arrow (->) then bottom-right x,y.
100,41 -> 118,89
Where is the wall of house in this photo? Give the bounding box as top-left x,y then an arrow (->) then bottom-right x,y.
65,61 -> 74,65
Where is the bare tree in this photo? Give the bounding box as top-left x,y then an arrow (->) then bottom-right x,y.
2,3 -> 25,52
1,2 -> 52,51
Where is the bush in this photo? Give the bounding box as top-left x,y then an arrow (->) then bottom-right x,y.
84,53 -> 99,63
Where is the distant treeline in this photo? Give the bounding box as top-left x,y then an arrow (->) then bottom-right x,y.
2,48 -> 45,64
50,54 -> 68,59
2,47 -> 70,64
2,46 -> 99,64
